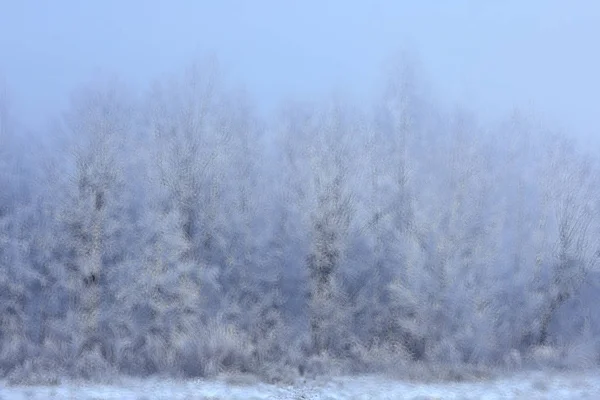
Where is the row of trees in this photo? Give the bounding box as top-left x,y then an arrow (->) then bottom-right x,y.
1,57 -> 600,382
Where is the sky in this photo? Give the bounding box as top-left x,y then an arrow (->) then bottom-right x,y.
1,0 -> 599,147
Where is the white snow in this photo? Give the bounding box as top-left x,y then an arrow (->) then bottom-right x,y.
2,370 -> 600,399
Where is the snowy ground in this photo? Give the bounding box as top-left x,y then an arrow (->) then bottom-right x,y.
2,369 -> 600,399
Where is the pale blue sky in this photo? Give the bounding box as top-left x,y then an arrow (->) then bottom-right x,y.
1,1 -> 599,145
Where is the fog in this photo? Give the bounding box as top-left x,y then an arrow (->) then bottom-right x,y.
1,0 -> 600,389
2,1 -> 599,143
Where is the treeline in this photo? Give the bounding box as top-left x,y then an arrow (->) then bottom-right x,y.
1,56 -> 600,384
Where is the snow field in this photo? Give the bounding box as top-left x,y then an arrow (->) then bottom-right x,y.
2,370 -> 600,400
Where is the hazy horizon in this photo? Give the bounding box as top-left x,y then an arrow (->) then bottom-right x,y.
1,1 -> 599,148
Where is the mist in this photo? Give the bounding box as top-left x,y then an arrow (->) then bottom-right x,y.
1,0 -> 600,392
2,1 -> 600,141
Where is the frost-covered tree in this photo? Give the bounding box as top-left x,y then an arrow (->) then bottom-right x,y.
52,79 -> 135,376
146,58 -> 228,296
0,84 -> 52,376
279,98 -> 361,358
476,111 -> 547,358
353,57 -> 424,355
214,90 -> 287,371
0,86 -> 29,373
526,135 -> 600,347
413,110 -> 501,364
142,59 -> 265,376
4,52 -> 600,381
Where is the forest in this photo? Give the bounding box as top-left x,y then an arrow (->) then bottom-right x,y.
1,56 -> 600,385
